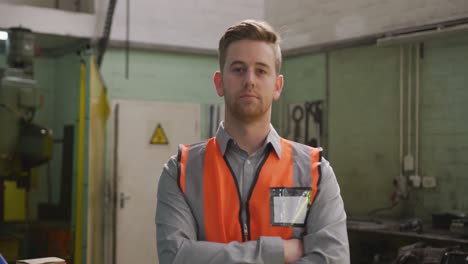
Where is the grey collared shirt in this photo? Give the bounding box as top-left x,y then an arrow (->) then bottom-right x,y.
216,123 -> 281,205
156,123 -> 350,264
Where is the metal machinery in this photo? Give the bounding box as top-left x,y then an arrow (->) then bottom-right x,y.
0,27 -> 53,183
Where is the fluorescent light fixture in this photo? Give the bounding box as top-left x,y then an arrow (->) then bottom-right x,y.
377,23 -> 468,46
0,31 -> 8,40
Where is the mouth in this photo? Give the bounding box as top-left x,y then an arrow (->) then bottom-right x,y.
239,94 -> 258,99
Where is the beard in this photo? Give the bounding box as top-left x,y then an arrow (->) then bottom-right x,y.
226,97 -> 271,123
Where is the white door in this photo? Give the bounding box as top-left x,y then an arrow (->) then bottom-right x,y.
114,100 -> 201,264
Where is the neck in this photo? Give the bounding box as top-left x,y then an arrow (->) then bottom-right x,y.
224,114 -> 271,155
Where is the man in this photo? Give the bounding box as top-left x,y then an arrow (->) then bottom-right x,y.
156,20 -> 349,263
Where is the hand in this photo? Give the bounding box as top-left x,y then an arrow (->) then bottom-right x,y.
283,238 -> 304,263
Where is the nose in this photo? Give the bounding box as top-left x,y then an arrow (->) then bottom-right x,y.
243,69 -> 255,89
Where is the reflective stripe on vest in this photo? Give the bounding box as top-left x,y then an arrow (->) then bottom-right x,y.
178,137 -> 321,243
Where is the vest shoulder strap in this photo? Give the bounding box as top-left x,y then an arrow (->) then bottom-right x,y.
177,140 -> 210,193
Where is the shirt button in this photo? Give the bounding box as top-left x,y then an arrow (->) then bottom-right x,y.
246,159 -> 251,165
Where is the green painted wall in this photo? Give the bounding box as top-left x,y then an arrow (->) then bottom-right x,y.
328,45 -> 401,217
26,53 -> 81,219
101,49 -> 220,103
269,47 -> 402,218
280,34 -> 468,219
28,56 -> 58,219
273,54 -> 326,137
52,53 -> 81,209
0,54 -> 5,68
101,49 -> 221,139
406,35 -> 468,217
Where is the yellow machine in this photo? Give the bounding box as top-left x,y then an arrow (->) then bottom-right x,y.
0,27 -> 53,180
0,28 -> 53,223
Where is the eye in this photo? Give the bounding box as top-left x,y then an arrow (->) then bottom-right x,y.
257,68 -> 267,75
232,67 -> 245,74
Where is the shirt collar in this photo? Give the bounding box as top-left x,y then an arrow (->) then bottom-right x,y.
215,122 -> 282,158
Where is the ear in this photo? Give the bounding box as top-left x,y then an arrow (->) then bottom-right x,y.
213,71 -> 224,97
272,74 -> 284,101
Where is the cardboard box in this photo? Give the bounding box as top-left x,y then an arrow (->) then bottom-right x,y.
16,257 -> 65,264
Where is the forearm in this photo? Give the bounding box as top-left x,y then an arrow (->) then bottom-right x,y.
291,159 -> 350,264
157,226 -> 284,264
294,216 -> 349,264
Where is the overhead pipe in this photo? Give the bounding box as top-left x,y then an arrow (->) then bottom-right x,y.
407,45 -> 412,159
399,45 -> 404,172
377,22 -> 468,46
415,44 -> 420,176
397,45 -> 408,199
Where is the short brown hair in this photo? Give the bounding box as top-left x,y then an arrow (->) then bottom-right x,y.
218,20 -> 282,74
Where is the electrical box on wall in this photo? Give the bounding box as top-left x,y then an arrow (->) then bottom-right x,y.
409,175 -> 421,188
404,155 -> 414,171
422,176 -> 437,188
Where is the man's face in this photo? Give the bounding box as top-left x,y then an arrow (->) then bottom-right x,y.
214,40 -> 283,123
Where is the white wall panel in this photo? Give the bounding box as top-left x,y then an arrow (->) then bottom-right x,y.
266,0 -> 468,50
0,3 -> 96,38
2,0 -> 466,52
0,0 -> 56,8
96,0 -> 264,50
0,0 -> 264,51
0,0 -> 93,12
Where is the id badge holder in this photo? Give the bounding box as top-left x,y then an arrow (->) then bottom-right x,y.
270,187 -> 312,227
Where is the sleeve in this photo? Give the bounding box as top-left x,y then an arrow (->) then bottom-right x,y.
156,156 -> 285,264
292,158 -> 350,264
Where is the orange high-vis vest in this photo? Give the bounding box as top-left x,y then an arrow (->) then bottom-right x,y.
178,137 -> 321,243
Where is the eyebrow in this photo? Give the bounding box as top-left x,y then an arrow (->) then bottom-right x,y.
229,60 -> 271,69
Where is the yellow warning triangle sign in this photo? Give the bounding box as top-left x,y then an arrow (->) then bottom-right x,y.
150,124 -> 169,145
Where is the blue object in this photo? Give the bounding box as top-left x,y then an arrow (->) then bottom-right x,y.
0,254 -> 8,264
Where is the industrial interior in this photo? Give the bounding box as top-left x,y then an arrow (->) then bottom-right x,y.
0,0 -> 467,263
